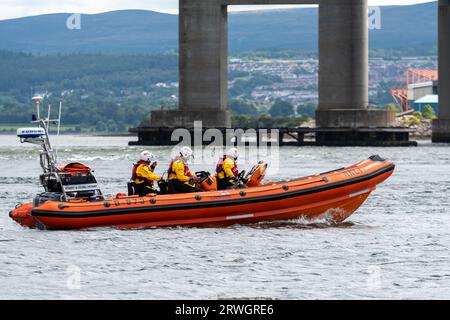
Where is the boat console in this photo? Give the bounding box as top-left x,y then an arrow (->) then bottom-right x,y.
17,96 -> 103,205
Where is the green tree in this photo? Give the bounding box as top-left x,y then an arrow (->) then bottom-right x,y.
296,102 -> 317,117
258,113 -> 273,128
422,105 -> 437,120
402,116 -> 420,127
269,99 -> 294,117
96,121 -> 107,132
106,119 -> 118,132
413,111 -> 422,120
229,73 -> 282,98
229,99 -> 259,116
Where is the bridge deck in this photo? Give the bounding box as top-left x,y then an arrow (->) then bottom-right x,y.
129,126 -> 417,147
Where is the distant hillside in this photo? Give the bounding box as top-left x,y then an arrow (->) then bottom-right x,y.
0,2 -> 438,54
0,11 -> 178,53
0,51 -> 179,131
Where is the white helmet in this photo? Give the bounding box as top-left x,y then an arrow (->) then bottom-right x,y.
226,148 -> 239,160
179,146 -> 194,162
140,150 -> 156,163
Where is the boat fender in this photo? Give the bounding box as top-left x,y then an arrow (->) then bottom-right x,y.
239,191 -> 247,197
150,199 -> 156,204
115,193 -> 127,198
322,177 -> 329,182
104,202 -> 111,208
58,204 -> 66,210
282,185 -> 289,191
195,195 -> 202,201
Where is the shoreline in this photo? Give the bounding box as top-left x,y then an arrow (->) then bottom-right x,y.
0,132 -> 135,137
0,120 -> 437,141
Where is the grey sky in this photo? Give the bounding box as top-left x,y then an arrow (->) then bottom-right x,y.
0,0 -> 436,20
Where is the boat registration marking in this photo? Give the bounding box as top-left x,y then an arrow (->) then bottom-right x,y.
226,213 -> 254,220
63,184 -> 99,192
349,189 -> 371,198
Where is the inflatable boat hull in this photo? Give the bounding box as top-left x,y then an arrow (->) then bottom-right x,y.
10,157 -> 395,230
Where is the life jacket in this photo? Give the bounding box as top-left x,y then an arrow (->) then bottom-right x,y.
168,158 -> 191,180
215,157 -> 225,175
131,160 -> 149,182
216,156 -> 238,178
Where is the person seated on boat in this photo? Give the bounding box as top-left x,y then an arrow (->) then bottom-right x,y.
131,151 -> 161,196
216,147 -> 240,190
168,146 -> 202,194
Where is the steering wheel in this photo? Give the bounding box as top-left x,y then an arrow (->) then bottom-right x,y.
237,170 -> 246,182
245,165 -> 257,180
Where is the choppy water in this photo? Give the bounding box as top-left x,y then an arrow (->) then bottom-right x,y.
0,134 -> 449,299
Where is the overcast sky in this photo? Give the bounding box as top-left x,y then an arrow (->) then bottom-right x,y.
0,0 -> 436,21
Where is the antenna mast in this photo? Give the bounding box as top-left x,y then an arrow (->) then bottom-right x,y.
17,96 -> 62,174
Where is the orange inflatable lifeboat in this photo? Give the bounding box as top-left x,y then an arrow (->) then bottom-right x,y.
10,155 -> 395,230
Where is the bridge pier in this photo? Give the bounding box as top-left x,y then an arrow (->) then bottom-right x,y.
149,0 -> 231,129
316,0 -> 396,145
433,0 -> 450,143
131,0 -> 411,146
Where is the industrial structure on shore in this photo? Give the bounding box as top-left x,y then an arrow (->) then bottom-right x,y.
390,68 -> 439,114
130,0 -> 450,146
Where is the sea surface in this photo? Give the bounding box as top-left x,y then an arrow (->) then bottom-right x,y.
0,134 -> 449,299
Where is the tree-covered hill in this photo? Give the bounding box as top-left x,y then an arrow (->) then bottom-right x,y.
0,51 -> 177,96
0,51 -> 179,132
0,51 -> 285,132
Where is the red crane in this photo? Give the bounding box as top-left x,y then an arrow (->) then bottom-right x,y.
390,68 -> 438,112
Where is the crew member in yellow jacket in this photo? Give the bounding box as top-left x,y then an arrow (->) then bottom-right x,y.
131,151 -> 161,196
216,148 -> 240,190
168,146 -> 202,193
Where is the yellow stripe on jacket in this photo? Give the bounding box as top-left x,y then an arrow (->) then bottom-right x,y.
168,160 -> 191,183
135,164 -> 160,184
217,157 -> 237,179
